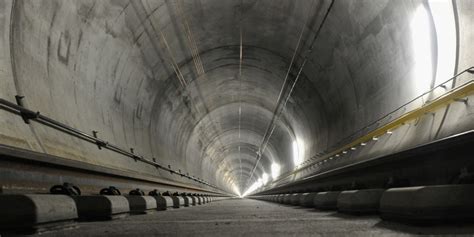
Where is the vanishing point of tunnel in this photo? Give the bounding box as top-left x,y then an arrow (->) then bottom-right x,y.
0,0 -> 474,236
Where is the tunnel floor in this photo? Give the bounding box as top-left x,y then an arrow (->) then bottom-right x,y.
34,198 -> 474,236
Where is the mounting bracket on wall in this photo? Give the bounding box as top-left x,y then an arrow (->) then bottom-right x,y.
14,95 -> 39,124
467,67 -> 474,74
454,98 -> 469,104
92,130 -> 107,150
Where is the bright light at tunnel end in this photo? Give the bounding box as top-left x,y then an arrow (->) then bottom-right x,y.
240,162 -> 281,197
241,139 -> 304,197
241,178 -> 263,197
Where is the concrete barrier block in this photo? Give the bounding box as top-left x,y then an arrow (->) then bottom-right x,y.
380,185 -> 474,223
272,195 -> 279,202
170,196 -> 185,208
277,194 -> 285,203
273,195 -> 278,202
181,195 -> 190,207
337,189 -> 384,214
283,194 -> 292,204
290,193 -> 304,205
195,196 -> 202,205
73,195 -> 129,220
125,196 -> 157,214
299,193 -> 317,207
0,194 -> 78,233
313,191 -> 341,210
198,196 -> 205,204
152,195 -> 174,210
188,195 -> 197,206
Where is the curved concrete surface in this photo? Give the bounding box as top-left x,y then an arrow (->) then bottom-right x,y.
0,0 -> 473,195
0,194 -> 78,229
380,184 -> 474,223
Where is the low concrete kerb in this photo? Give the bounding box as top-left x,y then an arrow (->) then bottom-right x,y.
337,189 -> 385,214
0,194 -> 78,234
380,184 -> 474,224
313,191 -> 341,210
73,195 -> 129,220
125,196 -> 157,214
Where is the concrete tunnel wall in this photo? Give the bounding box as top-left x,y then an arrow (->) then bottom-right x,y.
0,0 -> 473,195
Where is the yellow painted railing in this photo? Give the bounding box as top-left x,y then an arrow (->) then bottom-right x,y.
271,67 -> 474,185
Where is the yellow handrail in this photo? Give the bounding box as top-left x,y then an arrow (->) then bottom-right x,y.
272,79 -> 474,184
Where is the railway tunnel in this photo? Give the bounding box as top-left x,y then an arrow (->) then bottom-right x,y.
0,0 -> 474,235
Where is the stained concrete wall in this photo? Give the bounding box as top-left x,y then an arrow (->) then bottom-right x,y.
0,0 -> 472,194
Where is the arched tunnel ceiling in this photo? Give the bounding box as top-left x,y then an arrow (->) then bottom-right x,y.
138,0 -> 331,193
6,0 -> 463,195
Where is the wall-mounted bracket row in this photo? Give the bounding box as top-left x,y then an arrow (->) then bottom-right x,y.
0,97 -> 220,191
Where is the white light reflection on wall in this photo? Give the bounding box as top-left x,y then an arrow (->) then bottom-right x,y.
292,139 -> 305,167
429,0 -> 456,86
262,172 -> 269,185
271,163 -> 280,179
410,3 -> 433,93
